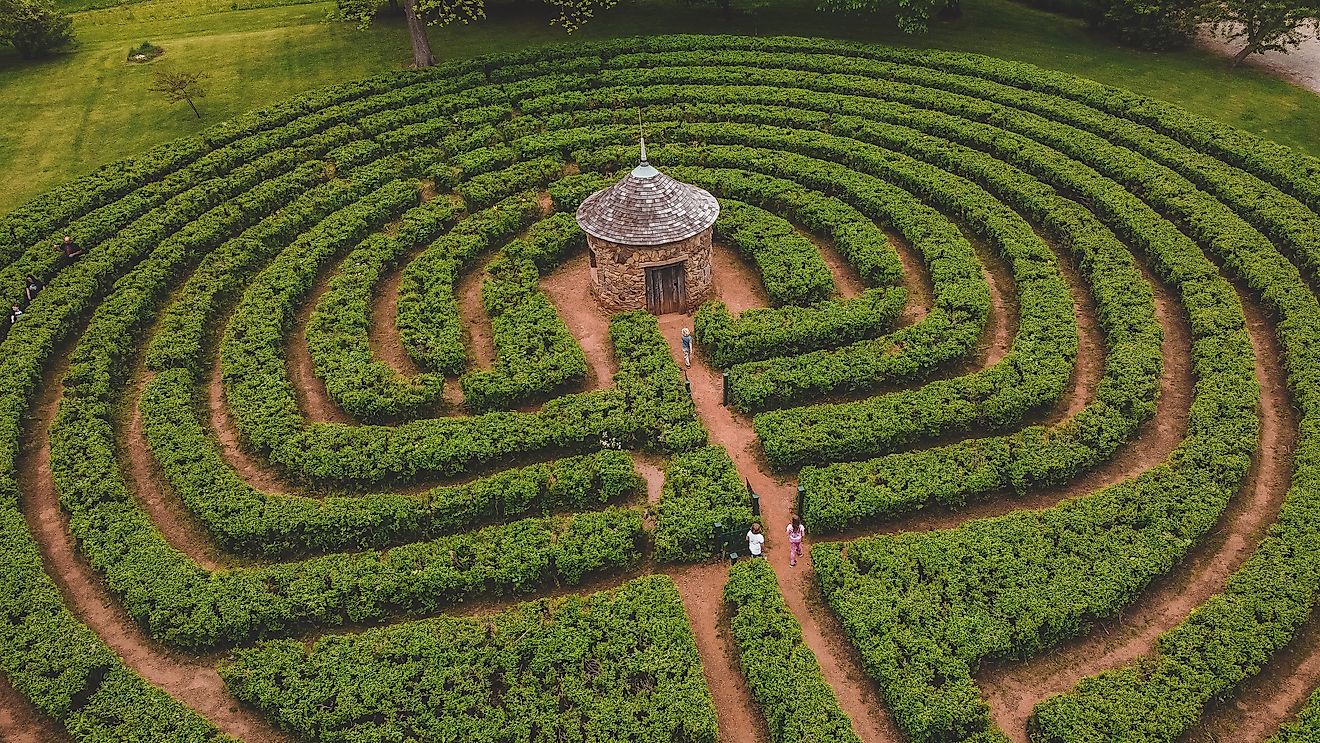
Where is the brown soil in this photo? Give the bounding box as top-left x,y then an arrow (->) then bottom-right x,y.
796,227 -> 866,300
668,562 -> 773,743
711,241 -> 769,313
977,281 -> 1295,742
540,251 -> 618,388
657,265 -> 902,742
19,346 -> 291,743
124,368 -> 225,571
370,249 -> 426,379
1184,610 -> 1320,743
632,452 -> 667,505
1045,248 -> 1104,423
286,265 -> 352,424
209,349 -> 291,495
456,255 -> 496,370
888,229 -> 933,324
974,238 -> 1017,370
0,675 -> 69,743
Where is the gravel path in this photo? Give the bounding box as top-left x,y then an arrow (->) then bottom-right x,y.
1196,24 -> 1320,95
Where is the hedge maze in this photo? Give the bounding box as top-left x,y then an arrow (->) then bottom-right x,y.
1,33 -> 1319,743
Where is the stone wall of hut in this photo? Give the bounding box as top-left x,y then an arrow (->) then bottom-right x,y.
588,229 -> 713,312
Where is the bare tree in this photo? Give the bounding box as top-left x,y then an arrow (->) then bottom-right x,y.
149,69 -> 209,119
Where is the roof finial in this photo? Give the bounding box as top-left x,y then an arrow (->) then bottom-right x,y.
638,109 -> 648,165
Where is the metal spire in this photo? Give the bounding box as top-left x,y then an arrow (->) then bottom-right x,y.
639,109 -> 648,165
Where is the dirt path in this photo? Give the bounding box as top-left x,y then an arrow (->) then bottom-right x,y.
658,259 -> 903,742
669,562 -> 772,743
456,255 -> 496,370
287,266 -> 352,425
974,239 -> 1017,370
1044,246 -> 1103,424
0,675 -> 69,743
123,368 -> 225,571
541,251 -> 619,388
890,230 -> 933,324
19,346 -> 291,743
209,349 -> 291,495
1184,609 -> 1320,742
978,281 -> 1295,742
797,227 -> 867,300
370,249 -> 427,379
1196,25 -> 1320,95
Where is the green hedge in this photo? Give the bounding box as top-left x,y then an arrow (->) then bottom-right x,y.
654,446 -> 753,562
219,576 -> 719,743
725,559 -> 862,743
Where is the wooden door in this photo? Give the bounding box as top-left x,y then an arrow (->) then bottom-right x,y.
645,262 -> 686,315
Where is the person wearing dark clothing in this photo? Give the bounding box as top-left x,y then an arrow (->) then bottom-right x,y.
23,275 -> 41,302
56,236 -> 84,260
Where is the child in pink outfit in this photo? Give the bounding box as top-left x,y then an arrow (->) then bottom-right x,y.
787,515 -> 806,567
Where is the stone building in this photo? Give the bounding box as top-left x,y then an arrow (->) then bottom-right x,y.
575,140 -> 720,314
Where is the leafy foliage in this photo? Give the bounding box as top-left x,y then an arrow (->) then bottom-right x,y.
220,577 -> 718,743
0,0 -> 71,58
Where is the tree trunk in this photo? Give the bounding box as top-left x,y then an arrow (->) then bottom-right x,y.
402,0 -> 435,68
1231,41 -> 1256,67
937,0 -> 962,21
187,97 -> 201,119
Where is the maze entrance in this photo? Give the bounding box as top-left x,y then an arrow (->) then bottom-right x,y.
645,260 -> 686,315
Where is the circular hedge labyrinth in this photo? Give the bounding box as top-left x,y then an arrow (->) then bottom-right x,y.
2,33 -> 1320,743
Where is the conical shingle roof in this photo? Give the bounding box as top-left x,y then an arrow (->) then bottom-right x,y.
576,144 -> 719,247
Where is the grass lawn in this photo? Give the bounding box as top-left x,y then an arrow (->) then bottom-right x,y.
0,0 -> 1317,215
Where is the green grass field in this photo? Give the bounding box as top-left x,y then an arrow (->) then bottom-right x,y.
0,0 -> 1317,215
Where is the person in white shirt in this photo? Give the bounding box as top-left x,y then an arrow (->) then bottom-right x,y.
746,522 -> 765,558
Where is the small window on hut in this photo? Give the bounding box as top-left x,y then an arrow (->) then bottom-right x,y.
589,247 -> 598,268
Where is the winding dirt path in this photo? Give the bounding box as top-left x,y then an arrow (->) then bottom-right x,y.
287,266 -> 352,425
19,345 -> 290,743
979,280 -> 1295,742
973,238 -> 1017,370
456,255 -> 496,370
658,261 -> 903,743
209,349 -> 291,495
0,675 -> 68,743
124,368 -> 225,571
669,562 -> 772,743
886,228 -> 933,324
1184,610 -> 1320,742
1049,249 -> 1104,422
541,251 -> 618,388
798,227 -> 867,300
370,249 -> 427,380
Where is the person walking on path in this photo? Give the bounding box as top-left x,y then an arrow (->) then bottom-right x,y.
746,522 -> 765,558
787,515 -> 806,567
23,275 -> 42,302
56,235 -> 84,261
680,327 -> 693,367
8,304 -> 23,326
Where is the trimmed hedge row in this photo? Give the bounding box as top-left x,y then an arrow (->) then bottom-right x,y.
460,217 -> 590,411
724,559 -> 862,743
575,140 -> 988,412
395,191 -> 542,375
219,576 -> 720,743
654,446 -> 753,563
694,289 -> 904,371
716,199 -> 835,306
141,367 -> 641,556
304,194 -> 462,421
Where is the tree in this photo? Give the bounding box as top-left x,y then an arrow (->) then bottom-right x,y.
335,0 -> 616,69
1207,0 -> 1320,66
1082,0 -> 1204,49
149,69 -> 209,119
0,0 -> 73,59
814,0 -> 962,34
